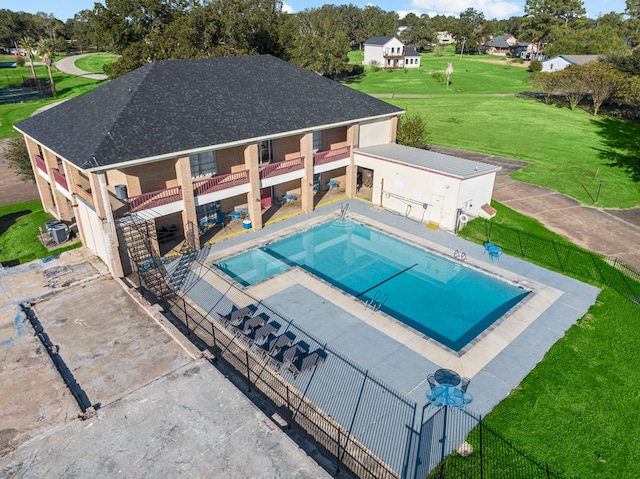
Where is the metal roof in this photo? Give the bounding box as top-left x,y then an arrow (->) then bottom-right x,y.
356,144 -> 501,179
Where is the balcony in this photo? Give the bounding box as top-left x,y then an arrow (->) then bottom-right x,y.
193,170 -> 250,196
127,186 -> 182,213
313,146 -> 351,166
260,156 -> 304,180
35,155 -> 47,174
52,168 -> 68,191
383,49 -> 405,58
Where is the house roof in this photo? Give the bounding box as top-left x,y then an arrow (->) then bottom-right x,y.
404,47 -> 420,57
485,35 -> 512,48
544,55 -> 600,65
364,36 -> 396,46
15,55 -> 402,171
356,144 -> 501,179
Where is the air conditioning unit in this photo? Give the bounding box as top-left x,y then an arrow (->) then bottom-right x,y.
50,223 -> 70,244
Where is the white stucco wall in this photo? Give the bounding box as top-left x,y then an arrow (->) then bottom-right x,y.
358,119 -> 391,148
75,198 -> 109,264
355,153 -> 497,231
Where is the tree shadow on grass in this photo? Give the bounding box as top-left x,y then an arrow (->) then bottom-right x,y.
592,117 -> 640,182
0,210 -> 31,237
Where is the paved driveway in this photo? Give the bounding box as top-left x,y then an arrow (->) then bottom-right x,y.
430,145 -> 640,271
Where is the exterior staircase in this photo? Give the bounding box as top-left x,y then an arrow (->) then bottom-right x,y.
117,214 -> 177,301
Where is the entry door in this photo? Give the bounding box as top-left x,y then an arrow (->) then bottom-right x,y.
429,194 -> 444,224
260,187 -> 272,208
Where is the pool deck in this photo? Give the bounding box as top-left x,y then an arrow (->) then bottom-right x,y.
183,197 -> 600,416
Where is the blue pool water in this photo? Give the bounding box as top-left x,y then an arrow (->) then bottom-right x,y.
215,219 -> 529,351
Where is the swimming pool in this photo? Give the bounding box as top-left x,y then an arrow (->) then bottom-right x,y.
214,219 -> 529,351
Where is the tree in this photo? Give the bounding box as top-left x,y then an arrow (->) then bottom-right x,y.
397,114 -> 428,148
581,62 -> 622,115
523,0 -> 587,54
399,13 -> 436,52
5,137 -> 33,183
544,25 -> 628,57
451,8 -> 485,58
20,36 -> 37,79
616,75 -> 640,115
528,71 -> 563,102
37,38 -> 56,96
626,0 -> 640,44
557,65 -> 587,110
284,6 -> 350,78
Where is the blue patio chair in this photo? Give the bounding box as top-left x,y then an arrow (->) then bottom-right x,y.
229,210 -> 242,222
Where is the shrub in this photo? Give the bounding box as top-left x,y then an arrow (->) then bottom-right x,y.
432,72 -> 445,83
15,56 -> 25,67
397,114 -> 428,148
529,60 -> 542,72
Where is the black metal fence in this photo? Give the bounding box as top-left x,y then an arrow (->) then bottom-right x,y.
464,220 -> 640,304
412,406 -> 562,479
165,263 -> 418,479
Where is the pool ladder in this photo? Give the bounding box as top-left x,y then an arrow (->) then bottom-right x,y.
340,202 -> 349,218
364,290 -> 388,313
453,250 -> 467,261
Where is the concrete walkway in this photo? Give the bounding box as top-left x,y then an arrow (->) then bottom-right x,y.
55,54 -> 108,81
429,145 -> 640,271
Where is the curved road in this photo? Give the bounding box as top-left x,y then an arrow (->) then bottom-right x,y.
55,54 -> 108,81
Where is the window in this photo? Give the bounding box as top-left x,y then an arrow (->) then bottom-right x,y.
258,140 -> 273,165
313,131 -> 322,152
190,150 -> 217,178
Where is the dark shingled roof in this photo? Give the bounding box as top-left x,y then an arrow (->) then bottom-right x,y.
15,55 -> 402,170
364,36 -> 395,45
404,47 -> 420,57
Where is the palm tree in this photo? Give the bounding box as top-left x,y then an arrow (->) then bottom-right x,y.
20,36 -> 37,79
37,38 -> 56,96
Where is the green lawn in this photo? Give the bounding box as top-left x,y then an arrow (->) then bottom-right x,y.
454,203 -> 640,479
346,49 -> 534,95
74,53 -> 120,73
385,95 -> 640,208
0,199 -> 80,265
0,70 -> 103,138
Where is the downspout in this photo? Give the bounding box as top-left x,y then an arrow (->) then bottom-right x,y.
97,171 -> 119,277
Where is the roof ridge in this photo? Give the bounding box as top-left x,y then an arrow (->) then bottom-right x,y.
91,63 -> 158,168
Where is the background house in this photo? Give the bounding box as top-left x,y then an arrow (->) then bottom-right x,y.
363,36 -> 420,68
485,34 -> 536,58
541,54 -> 600,72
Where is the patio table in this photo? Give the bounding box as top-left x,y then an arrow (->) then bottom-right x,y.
434,368 -> 461,386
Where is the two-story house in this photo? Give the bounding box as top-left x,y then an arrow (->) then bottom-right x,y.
363,36 -> 421,68
15,55 -> 498,280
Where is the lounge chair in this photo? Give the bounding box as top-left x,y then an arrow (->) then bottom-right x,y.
270,341 -> 309,369
217,305 -> 239,326
288,349 -> 327,378
228,304 -> 257,326
242,320 -> 280,345
237,312 -> 268,335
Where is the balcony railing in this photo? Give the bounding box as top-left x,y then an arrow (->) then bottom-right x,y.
35,155 -> 47,174
259,156 -> 305,180
127,186 -> 182,213
383,49 -> 405,58
74,187 -> 94,208
193,169 -> 250,196
52,168 -> 68,191
313,146 -> 351,166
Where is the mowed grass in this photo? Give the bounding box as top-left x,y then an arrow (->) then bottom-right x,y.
385,95 -> 640,208
74,53 -> 120,73
346,49 -> 534,95
0,71 -> 103,139
455,203 -> 640,479
0,200 -> 80,264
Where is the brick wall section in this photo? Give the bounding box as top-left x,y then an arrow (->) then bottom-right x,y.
300,132 -> 313,213
175,156 -> 198,250
325,126 -> 348,150
346,124 -> 359,197
42,147 -> 72,221
24,136 -> 55,214
244,144 -> 261,230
